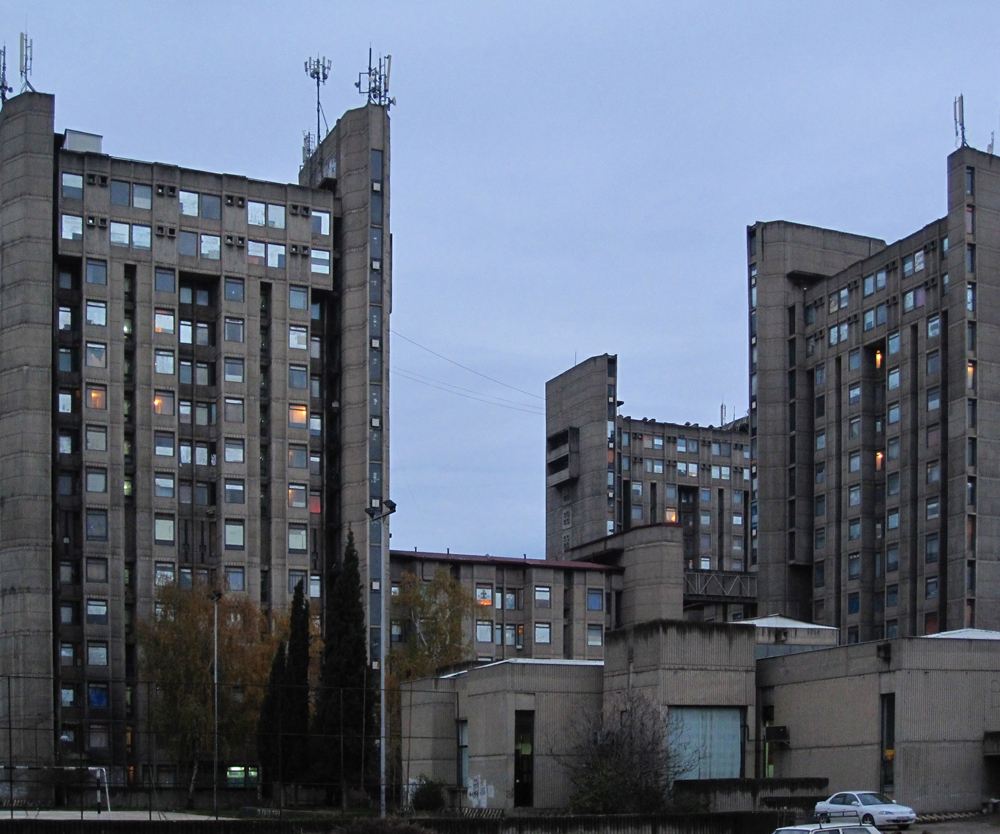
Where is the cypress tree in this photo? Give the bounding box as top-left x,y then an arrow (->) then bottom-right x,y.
257,641 -> 285,792
282,580 -> 311,785
313,531 -> 371,807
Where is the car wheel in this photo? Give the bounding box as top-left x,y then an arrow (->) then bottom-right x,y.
861,814 -> 875,825
819,813 -> 830,823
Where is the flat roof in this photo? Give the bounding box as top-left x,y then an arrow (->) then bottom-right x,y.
923,628 -> 1000,640
744,614 -> 839,631
390,549 -> 618,572
440,657 -> 605,679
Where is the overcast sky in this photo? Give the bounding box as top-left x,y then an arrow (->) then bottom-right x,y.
11,1 -> 1000,558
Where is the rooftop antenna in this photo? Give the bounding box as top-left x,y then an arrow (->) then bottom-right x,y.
355,47 -> 395,109
301,130 -> 314,166
0,46 -> 11,104
304,55 -> 331,147
989,131 -> 995,156
18,31 -> 34,94
954,94 -> 966,148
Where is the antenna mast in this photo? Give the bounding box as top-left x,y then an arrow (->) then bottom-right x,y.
0,46 -> 11,104
355,48 -> 395,109
954,94 -> 966,148
18,32 -> 34,94
304,55 -> 331,147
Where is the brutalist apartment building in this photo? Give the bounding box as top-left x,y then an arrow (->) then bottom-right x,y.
749,146 -> 998,641
0,91 -> 390,776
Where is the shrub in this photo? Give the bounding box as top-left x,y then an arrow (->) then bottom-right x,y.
410,778 -> 447,812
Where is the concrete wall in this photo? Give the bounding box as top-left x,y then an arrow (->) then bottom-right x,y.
758,636 -> 1000,812
0,92 -> 57,766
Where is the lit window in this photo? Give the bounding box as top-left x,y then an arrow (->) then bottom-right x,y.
154,308 -> 175,334
153,390 -> 174,416
289,404 -> 307,428
87,385 -> 107,410
288,483 -> 307,508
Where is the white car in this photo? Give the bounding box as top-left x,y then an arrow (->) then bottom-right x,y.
814,791 -> 916,829
773,825 -> 880,834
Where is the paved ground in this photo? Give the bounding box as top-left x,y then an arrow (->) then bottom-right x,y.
0,809 -> 214,820
912,818 -> 1000,834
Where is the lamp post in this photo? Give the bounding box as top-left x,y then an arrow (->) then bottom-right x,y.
365,498 -> 396,818
209,589 -> 223,818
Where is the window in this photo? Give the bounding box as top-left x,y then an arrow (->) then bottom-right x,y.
88,643 -> 108,666
815,432 -> 826,451
927,315 -> 941,338
289,404 -> 307,428
848,349 -> 860,371
887,544 -> 899,572
224,398 -> 244,423
155,268 -> 175,293
927,424 -> 940,447
154,350 -> 175,375
288,570 -> 307,595
289,326 -> 308,350
849,384 -> 861,404
534,623 -> 551,644
289,364 -> 308,389
267,243 -> 285,268
814,363 -> 825,385
154,432 -> 174,457
154,516 -> 175,545
849,484 -> 861,506
200,193 -> 221,219
926,534 -> 939,563
814,527 -> 825,549
225,277 -> 244,302
247,240 -> 265,266
61,214 -> 83,240
153,308 -> 175,335
224,437 -> 245,463
86,468 -> 107,493
178,230 -> 198,257
534,586 -> 551,609
84,260 -> 108,287
87,385 -> 107,410
311,209 -> 331,235
247,201 -> 265,225
224,318 -> 244,343
152,390 -> 174,416
586,589 -> 603,611
288,483 -> 307,508
154,473 -> 175,499
62,172 -> 84,199
848,417 -> 860,439
848,553 -> 860,580
225,479 -> 245,504
888,472 -> 900,496
476,621 -> 492,643
814,561 -> 825,587
926,498 -> 940,520
848,592 -> 860,614
814,494 -> 825,516
587,624 -> 603,646
848,451 -> 861,473
888,403 -> 900,424
224,357 -> 244,383
82,301 -> 105,328
86,599 -> 108,626
311,249 -> 331,274
849,518 -> 861,540
226,567 -> 245,592
289,286 -> 309,310
109,222 -> 130,247
86,509 -> 108,541
288,525 -> 307,552
225,520 -> 245,550
887,508 -> 899,530
179,190 -> 199,216
927,387 -> 940,411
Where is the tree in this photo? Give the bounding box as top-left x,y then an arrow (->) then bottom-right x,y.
390,569 -> 476,800
390,569 -> 475,682
137,582 -> 274,806
313,531 -> 373,807
257,641 -> 285,790
562,688 -> 698,814
282,579 -> 311,786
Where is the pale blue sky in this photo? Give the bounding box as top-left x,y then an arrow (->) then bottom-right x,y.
12,1 -> 1000,556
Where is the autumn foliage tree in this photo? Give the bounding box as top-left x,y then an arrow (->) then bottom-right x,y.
137,582 -> 274,805
390,569 -> 476,797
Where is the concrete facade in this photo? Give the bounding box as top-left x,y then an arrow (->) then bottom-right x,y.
749,147 -> 1000,640
389,550 -> 620,663
546,355 -> 755,621
401,620 -> 757,810
0,91 -> 391,780
757,633 -> 1000,812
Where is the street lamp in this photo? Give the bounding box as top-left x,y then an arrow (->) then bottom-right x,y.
365,498 -> 396,818
209,589 -> 223,818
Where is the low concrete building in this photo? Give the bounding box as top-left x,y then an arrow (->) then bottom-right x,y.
757,631 -> 1000,812
401,620 -> 757,810
745,614 -> 840,659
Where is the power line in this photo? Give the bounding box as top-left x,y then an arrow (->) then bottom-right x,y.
394,365 -> 544,411
390,329 -> 544,401
391,369 -> 544,415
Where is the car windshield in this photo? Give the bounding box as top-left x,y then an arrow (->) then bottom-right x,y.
859,793 -> 893,806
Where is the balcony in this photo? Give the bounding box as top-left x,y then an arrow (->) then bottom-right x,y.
684,570 -> 757,604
